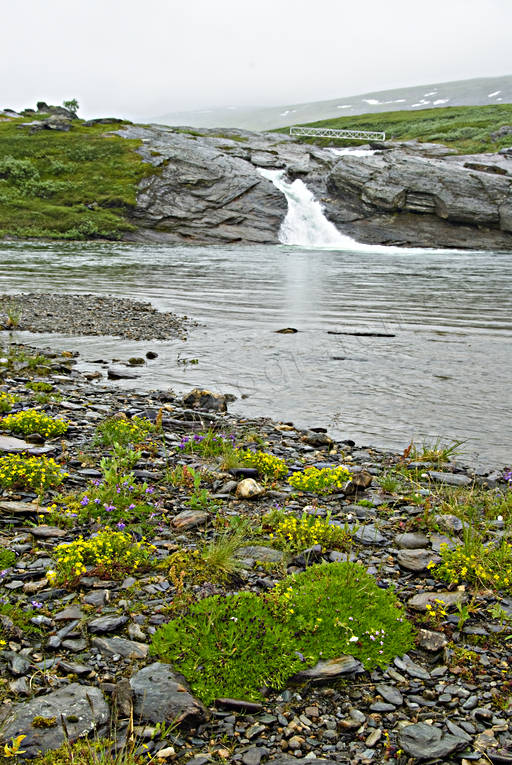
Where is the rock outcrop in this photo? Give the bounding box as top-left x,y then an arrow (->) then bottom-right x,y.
117,125 -> 512,250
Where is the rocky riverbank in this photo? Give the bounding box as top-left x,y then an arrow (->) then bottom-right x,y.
0,342 -> 511,764
0,294 -> 193,341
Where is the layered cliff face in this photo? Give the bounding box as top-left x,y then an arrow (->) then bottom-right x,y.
119,124 -> 512,250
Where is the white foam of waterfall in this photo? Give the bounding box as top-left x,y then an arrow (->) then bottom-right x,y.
259,168 -> 362,249
260,167 -> 460,254
330,147 -> 377,157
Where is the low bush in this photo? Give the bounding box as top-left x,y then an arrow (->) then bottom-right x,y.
1,409 -> 68,438
268,512 -> 352,552
0,391 -> 17,413
433,536 -> 512,592
151,561 -> 413,703
0,547 -> 15,569
93,415 -> 154,446
240,449 -> 288,479
288,465 -> 350,494
177,430 -> 236,458
0,453 -> 66,491
47,529 -> 156,584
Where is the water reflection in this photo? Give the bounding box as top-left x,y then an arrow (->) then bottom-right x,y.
1,240 -> 511,467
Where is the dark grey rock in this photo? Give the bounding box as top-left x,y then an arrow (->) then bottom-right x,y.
182,388 -> 228,412
395,532 -> 429,549
397,548 -> 439,572
417,628 -> 448,651
354,525 -> 386,545
408,590 -> 466,611
428,471 -> 472,487
130,662 -> 207,725
399,721 -> 467,760
375,683 -> 403,706
91,637 -> 148,658
0,683 -> 109,758
88,615 -> 128,634
434,513 -> 464,533
290,655 -> 363,684
172,509 -> 208,530
235,545 -> 285,563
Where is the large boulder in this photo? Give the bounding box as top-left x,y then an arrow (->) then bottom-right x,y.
129,662 -> 207,726
119,125 -> 287,244
0,683 -> 109,758
325,149 -> 512,249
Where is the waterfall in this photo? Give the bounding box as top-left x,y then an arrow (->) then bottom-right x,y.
260,168 -> 365,250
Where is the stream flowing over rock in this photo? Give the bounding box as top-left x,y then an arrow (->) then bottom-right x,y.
117,125 -> 512,249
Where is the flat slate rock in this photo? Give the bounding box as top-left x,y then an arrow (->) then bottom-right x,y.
30,525 -> 68,539
0,500 -> 47,515
397,548 -> 440,572
0,435 -> 54,455
399,721 -> 468,760
88,615 -> 128,633
354,524 -> 386,545
428,471 -> 472,487
130,662 -> 207,725
91,637 -> 148,659
408,590 -> 467,611
172,510 -> 208,530
290,655 -> 363,684
0,683 -> 109,758
395,532 -> 429,549
236,545 -> 285,563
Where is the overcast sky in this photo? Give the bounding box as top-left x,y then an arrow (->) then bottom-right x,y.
3,0 -> 511,119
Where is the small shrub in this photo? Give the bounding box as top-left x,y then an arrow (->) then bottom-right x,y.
48,529 -> 156,584
433,536 -> 512,592
0,391 -> 18,413
73,451 -> 155,525
0,453 -> 66,491
281,563 -> 413,670
151,561 -> 413,704
94,415 -> 154,446
269,512 -> 352,552
26,381 -> 53,392
240,449 -> 288,479
151,591 -> 303,704
1,409 -> 68,438
288,465 -> 350,494
177,430 -> 236,457
0,547 -> 15,569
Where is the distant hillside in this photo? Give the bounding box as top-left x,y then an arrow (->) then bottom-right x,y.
277,103 -> 512,156
152,74 -> 512,131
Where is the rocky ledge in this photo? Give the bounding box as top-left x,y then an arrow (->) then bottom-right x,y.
116,125 -> 512,250
0,342 -> 511,763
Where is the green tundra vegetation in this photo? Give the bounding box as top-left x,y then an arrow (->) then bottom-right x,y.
0,115 -> 152,240
279,103 -> 512,155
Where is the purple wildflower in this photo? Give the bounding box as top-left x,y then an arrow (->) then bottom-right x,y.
128,503 -> 136,510
104,504 -> 115,512
80,496 -> 89,506
31,601 -> 43,609
117,522 -> 126,530
94,498 -> 101,505
145,487 -> 154,494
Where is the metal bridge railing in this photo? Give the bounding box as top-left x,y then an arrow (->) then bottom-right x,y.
290,126 -> 385,141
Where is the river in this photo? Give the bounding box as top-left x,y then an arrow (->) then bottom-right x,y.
1,239 -> 511,468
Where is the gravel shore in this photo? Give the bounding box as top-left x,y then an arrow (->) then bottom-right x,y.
0,293 -> 193,341
0,342 -> 510,764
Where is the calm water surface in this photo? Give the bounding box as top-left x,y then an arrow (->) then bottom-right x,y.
1,241 -> 511,467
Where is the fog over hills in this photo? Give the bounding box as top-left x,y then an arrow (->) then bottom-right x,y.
153,74 -> 512,131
